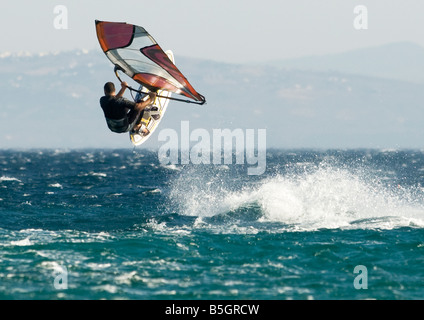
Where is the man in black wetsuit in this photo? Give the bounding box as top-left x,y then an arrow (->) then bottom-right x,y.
100,81 -> 156,134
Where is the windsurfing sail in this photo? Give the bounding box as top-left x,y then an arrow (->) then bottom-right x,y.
95,20 -> 206,105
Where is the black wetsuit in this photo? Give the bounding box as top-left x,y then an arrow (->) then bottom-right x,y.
100,96 -> 141,133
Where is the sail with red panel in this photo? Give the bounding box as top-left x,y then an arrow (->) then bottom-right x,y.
95,20 -> 206,105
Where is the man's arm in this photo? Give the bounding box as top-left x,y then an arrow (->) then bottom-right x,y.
135,92 -> 157,110
116,81 -> 128,98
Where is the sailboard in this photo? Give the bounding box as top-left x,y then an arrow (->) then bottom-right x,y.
95,20 -> 206,105
129,50 -> 174,146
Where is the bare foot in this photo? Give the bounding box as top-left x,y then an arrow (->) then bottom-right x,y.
133,124 -> 149,135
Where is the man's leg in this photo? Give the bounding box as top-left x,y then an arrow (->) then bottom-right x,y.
128,105 -> 148,133
130,92 -> 157,133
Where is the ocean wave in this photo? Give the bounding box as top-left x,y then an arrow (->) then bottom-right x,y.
168,162 -> 424,232
10,237 -> 33,246
161,164 -> 181,171
0,176 -> 21,183
48,183 -> 63,188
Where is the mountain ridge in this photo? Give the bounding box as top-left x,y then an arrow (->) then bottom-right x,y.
266,41 -> 424,84
1,43 -> 424,149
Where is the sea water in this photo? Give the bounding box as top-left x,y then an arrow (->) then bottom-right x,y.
0,149 -> 423,299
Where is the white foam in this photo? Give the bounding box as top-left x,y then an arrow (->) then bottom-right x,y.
86,263 -> 111,270
92,285 -> 119,294
41,261 -> 64,273
144,188 -> 161,194
49,183 -> 63,188
10,237 -> 33,246
161,164 -> 181,171
115,271 -> 138,285
89,172 -> 107,177
254,167 -> 424,230
170,164 -> 424,232
0,176 -> 21,183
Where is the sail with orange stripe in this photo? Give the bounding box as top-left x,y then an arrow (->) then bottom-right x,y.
95,20 -> 205,104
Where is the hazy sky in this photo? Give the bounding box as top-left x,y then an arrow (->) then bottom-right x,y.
2,0 -> 424,63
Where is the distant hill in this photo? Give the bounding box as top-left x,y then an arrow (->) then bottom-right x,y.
269,42 -> 424,84
1,45 -> 424,149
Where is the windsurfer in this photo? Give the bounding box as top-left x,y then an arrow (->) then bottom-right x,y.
99,81 -> 156,134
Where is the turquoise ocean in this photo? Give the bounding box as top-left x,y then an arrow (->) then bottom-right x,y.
0,149 -> 423,300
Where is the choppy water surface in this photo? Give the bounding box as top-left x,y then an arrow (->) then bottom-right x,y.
0,149 -> 423,299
